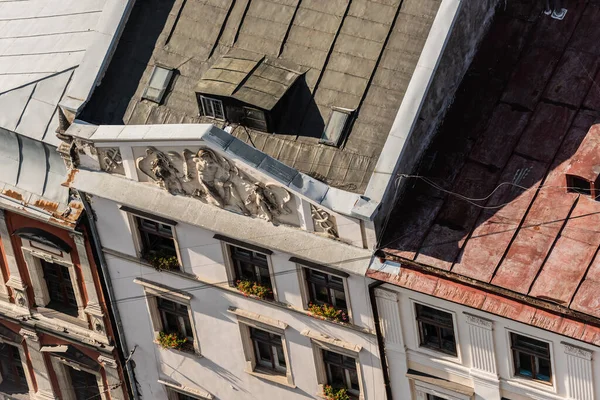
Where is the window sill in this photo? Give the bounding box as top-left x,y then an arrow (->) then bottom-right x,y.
36,307 -> 88,328
505,375 -> 555,393
155,342 -> 202,358
415,345 -> 461,365
246,367 -> 295,388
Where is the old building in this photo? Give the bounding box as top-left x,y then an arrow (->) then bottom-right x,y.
0,1 -> 134,399
53,0 -> 502,398
371,1 -> 600,400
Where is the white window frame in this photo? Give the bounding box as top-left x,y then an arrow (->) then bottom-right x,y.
302,329 -> 365,400
409,299 -> 461,363
228,307 -> 294,387
134,278 -> 201,356
220,242 -> 278,301
199,96 -> 225,120
320,107 -> 353,146
0,337 -> 35,396
50,356 -> 107,400
21,242 -> 86,322
296,264 -> 353,323
142,65 -> 174,104
505,329 -> 556,393
160,379 -> 213,400
126,212 -> 184,273
412,380 -> 472,400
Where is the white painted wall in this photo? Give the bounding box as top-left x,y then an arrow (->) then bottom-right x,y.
377,284 -> 600,400
91,195 -> 385,400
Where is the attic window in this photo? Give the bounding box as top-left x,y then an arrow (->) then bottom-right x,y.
143,66 -> 174,103
320,108 -> 353,147
566,174 -> 595,197
199,96 -> 225,120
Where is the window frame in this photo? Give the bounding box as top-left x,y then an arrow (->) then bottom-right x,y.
134,278 -> 201,355
161,379 -> 213,400
229,307 -> 294,387
220,241 -> 278,301
322,349 -> 360,397
412,379 -> 472,400
409,300 -> 461,362
296,264 -> 353,323
0,339 -> 34,397
50,356 -> 106,400
127,212 -> 183,273
510,332 -> 553,385
199,96 -> 225,120
142,65 -> 174,104
413,302 -> 458,357
320,107 -> 353,147
21,243 -> 87,322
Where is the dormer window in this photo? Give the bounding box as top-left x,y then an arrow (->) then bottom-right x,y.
566,175 -> 593,196
195,50 -> 306,133
563,126 -> 600,200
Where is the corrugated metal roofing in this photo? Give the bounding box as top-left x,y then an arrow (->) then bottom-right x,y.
378,1 -> 600,343
80,0 -> 442,193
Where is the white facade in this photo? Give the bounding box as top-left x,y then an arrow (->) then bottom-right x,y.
375,285 -> 599,400
66,124 -> 387,399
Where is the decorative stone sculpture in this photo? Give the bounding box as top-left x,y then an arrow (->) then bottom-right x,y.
136,146 -> 292,223
99,148 -> 124,175
311,205 -> 338,238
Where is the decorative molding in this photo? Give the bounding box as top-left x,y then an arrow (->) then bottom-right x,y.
301,329 -> 361,354
374,288 -> 398,302
563,343 -> 592,360
227,306 -> 287,331
310,205 -> 338,238
98,148 -> 124,175
135,147 -> 292,223
19,327 -> 39,342
98,355 -> 118,369
464,313 -> 493,330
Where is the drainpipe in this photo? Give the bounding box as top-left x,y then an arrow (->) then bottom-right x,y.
368,279 -> 393,400
78,190 -> 140,400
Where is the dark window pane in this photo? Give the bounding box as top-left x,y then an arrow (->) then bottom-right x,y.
537,358 -> 551,382
516,351 -> 533,377
256,341 -> 272,363
327,363 -> 345,387
416,304 -> 453,326
41,260 -> 78,316
276,344 -> 286,368
69,367 -> 100,400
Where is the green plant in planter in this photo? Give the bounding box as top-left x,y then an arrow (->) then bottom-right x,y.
323,385 -> 350,400
308,303 -> 349,323
157,331 -> 187,350
145,249 -> 180,271
236,280 -> 273,299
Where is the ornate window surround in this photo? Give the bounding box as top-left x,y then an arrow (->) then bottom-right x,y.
412,379 -> 472,400
50,355 -> 107,400
228,307 -> 294,387
21,239 -> 87,322
301,329 -> 365,400
160,378 -> 213,399
133,278 -> 201,355
409,299 -> 462,364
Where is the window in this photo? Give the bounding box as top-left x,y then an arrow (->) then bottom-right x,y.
416,304 -> 457,356
41,259 -> 78,317
200,96 -> 225,120
305,269 -> 347,312
143,66 -> 174,103
567,175 -> 593,196
323,350 -> 359,397
428,395 -> 446,400
321,108 -> 353,146
68,367 -> 101,400
511,333 -> 552,383
136,216 -> 180,271
158,297 -> 194,347
164,385 -> 213,400
242,107 -> 268,131
0,344 -> 28,395
230,245 -> 273,297
250,327 -> 286,374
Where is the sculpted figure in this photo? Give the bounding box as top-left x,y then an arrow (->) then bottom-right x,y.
245,182 -> 291,222
137,147 -> 184,194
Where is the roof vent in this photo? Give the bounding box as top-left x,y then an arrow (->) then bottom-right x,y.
564,125 -> 600,199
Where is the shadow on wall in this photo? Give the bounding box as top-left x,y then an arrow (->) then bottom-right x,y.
80,0 -> 177,124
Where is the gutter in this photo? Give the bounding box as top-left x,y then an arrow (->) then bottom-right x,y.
79,191 -> 140,400
368,279 -> 393,400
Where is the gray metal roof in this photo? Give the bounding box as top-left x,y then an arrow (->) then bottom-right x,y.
81,0 -> 442,193
0,127 -> 68,204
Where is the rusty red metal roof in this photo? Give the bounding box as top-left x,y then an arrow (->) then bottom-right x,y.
377,1 -> 600,345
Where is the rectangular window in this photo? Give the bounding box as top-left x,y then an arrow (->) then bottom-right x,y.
323,350 -> 359,396
321,108 -> 352,146
427,395 -> 446,400
143,66 -> 173,103
511,333 -> 552,383
250,327 -> 286,374
158,297 -> 194,345
230,246 -> 273,296
68,367 -> 100,400
305,269 -> 347,312
416,304 -> 457,356
41,259 -> 78,317
136,217 -> 179,271
242,107 -> 268,131
200,96 -> 225,120
0,344 -> 27,394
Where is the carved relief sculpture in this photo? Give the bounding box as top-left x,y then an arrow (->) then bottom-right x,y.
311,205 -> 338,238
136,147 -> 292,223
98,148 -> 124,175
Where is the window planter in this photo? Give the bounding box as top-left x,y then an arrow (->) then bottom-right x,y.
308,303 -> 349,323
236,280 -> 273,300
145,250 -> 180,271
323,385 -> 350,400
156,331 -> 189,351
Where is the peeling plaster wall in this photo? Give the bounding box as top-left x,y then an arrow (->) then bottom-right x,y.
374,0 -> 501,238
